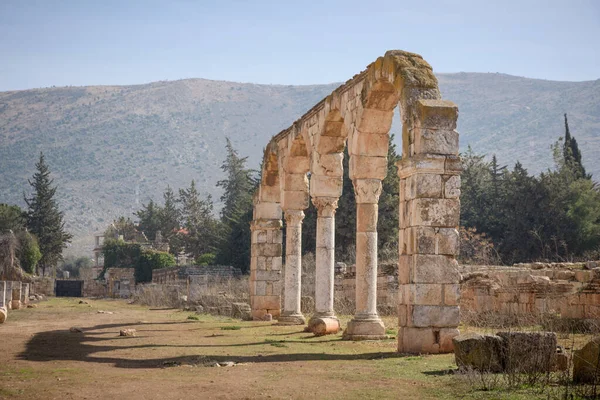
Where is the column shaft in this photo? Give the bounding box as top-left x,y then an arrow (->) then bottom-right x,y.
278,210 -> 306,325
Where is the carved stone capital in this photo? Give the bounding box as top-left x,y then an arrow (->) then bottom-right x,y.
311,196 -> 339,218
284,210 -> 305,226
353,179 -> 382,204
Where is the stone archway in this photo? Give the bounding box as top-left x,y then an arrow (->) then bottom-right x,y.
249,50 -> 461,354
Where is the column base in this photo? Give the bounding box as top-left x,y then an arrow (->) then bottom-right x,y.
343,317 -> 387,340
307,314 -> 340,336
276,312 -> 306,325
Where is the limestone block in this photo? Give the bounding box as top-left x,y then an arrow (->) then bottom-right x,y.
397,154 -> 446,179
398,304 -> 407,325
351,132 -> 389,157
363,85 -> 398,110
256,256 -> 266,270
313,153 -> 343,177
255,243 -> 282,258
251,295 -> 281,311
11,300 -> 21,310
259,184 -> 280,203
411,305 -> 460,327
0,306 -> 6,323
408,284 -> 442,305
251,280 -> 267,296
253,230 -> 267,243
310,175 -> 343,198
356,204 -> 378,232
414,128 -> 459,156
254,270 -> 282,282
398,255 -> 410,284
309,317 -> 340,336
284,174 -> 309,192
437,228 -> 459,255
443,284 -> 460,306
272,230 -> 283,244
453,333 -> 504,372
349,155 -> 387,180
411,198 -> 460,227
281,190 -> 310,210
398,326 -> 438,354
323,120 -> 345,137
444,155 -> 462,174
412,174 -> 443,199
444,175 -> 461,198
317,135 -> 346,154
413,254 -> 461,284
357,108 -> 394,134
254,202 -> 282,220
497,331 -> 557,373
416,99 -> 458,131
439,328 -> 460,352
286,156 -> 310,174
271,256 -> 283,271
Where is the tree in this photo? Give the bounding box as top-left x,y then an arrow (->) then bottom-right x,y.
179,180 -> 219,258
24,153 -> 72,276
159,186 -> 183,255
0,203 -> 26,233
16,231 -> 42,274
563,113 -> 588,180
215,139 -> 257,272
135,199 -> 162,241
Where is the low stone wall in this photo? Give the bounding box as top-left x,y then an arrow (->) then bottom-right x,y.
83,280 -> 107,297
152,265 -> 242,284
460,262 -> 600,319
32,277 -> 55,296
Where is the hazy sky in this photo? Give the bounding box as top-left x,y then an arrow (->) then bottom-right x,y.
1,0 -> 599,91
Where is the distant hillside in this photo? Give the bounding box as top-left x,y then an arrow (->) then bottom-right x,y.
0,73 -> 598,256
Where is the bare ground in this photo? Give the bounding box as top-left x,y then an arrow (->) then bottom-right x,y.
0,298 -> 554,400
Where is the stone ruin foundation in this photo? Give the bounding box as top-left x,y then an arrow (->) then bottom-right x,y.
249,50 -> 462,353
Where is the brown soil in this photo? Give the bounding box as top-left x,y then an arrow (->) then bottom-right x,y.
0,298 -> 459,399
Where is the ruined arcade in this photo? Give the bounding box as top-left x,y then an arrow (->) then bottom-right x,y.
249,50 -> 462,353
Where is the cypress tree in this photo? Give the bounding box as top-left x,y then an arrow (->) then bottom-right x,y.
24,152 -> 72,276
563,113 -> 588,179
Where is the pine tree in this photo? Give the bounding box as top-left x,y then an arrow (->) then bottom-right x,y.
179,180 -> 218,258
563,113 -> 588,179
215,139 -> 257,272
24,152 -> 72,276
135,199 -> 162,241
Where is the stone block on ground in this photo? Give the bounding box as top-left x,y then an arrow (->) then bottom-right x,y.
496,331 -> 556,373
574,336 -> 600,383
453,333 -> 504,372
120,329 -> 136,337
231,302 -> 252,321
0,306 -> 6,323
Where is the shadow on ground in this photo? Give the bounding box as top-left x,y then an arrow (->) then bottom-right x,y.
19,320 -> 408,369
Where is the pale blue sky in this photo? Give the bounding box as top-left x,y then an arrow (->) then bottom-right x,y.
1,0 -> 599,91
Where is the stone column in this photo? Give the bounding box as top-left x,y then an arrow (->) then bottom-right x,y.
278,210 -> 306,325
344,179 -> 386,340
250,202 -> 283,320
307,196 -> 340,334
397,99 -> 462,354
0,281 -> 6,323
11,281 -> 22,310
21,283 -> 30,305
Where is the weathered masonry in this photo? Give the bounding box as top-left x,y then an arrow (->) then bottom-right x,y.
250,50 -> 461,353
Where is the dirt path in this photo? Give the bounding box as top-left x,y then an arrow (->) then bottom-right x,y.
0,298 -> 464,399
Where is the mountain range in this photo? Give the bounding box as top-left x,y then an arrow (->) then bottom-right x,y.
0,73 -> 598,256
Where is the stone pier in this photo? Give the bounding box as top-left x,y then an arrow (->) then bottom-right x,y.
11,281 -> 22,310
397,100 -> 462,353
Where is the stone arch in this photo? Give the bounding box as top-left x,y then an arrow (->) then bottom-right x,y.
250,50 -> 461,352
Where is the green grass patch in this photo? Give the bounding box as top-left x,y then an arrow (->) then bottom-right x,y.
264,339 -> 288,348
221,325 -> 242,330
187,315 -> 200,321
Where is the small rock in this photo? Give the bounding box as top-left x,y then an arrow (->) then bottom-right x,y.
453,333 -> 503,372
263,313 -> 273,322
27,304 -> 37,308
69,327 -> 83,333
79,300 -> 89,305
119,329 -> 136,337
97,310 -> 114,314
218,361 -> 235,367
195,305 -> 204,314
574,336 -> 600,383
